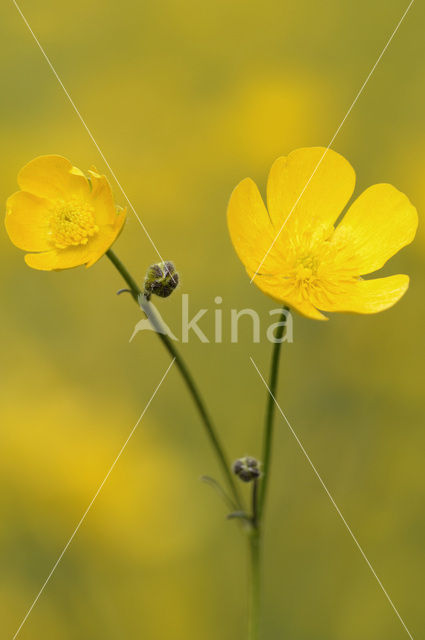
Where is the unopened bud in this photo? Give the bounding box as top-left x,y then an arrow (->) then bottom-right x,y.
144,261 -> 179,300
232,456 -> 261,483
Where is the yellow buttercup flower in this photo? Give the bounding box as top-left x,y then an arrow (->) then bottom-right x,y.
227,147 -> 418,320
5,155 -> 127,270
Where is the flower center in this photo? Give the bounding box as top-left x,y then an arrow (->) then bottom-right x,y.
50,200 -> 99,249
286,224 -> 332,283
276,222 -> 346,300
295,254 -> 319,281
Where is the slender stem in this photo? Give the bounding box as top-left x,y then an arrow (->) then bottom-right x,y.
248,480 -> 261,640
251,478 -> 259,529
105,249 -> 241,509
248,479 -> 261,640
257,306 -> 289,522
106,249 -> 141,303
247,307 -> 288,638
248,532 -> 260,639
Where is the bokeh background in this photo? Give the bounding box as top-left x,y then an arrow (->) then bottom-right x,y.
1,1 -> 424,638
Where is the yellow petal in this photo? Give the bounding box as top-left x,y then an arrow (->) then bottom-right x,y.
227,177 -> 276,274
24,209 -> 126,271
85,208 -> 127,267
5,191 -> 53,251
18,155 -> 90,201
332,184 -> 418,275
248,273 -> 328,320
266,147 -> 356,234
88,169 -> 117,225
25,246 -> 90,271
311,274 -> 409,314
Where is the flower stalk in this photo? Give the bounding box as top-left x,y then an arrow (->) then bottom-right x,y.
105,249 -> 242,510
245,307 -> 287,639
257,306 -> 289,521
248,525 -> 261,640
248,476 -> 261,639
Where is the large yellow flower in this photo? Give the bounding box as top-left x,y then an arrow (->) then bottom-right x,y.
5,155 -> 126,270
227,147 -> 418,320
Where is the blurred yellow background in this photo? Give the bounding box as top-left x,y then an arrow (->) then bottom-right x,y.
1,0 -> 424,638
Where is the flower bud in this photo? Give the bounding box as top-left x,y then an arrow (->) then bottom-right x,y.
232,456 -> 261,483
144,261 -> 179,300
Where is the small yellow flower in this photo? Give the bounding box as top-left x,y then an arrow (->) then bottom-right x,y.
5,155 -> 127,270
227,147 -> 418,320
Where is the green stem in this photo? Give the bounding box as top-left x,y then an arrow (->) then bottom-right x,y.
105,249 -> 241,509
251,477 -> 259,529
247,307 -> 288,638
247,477 -> 261,639
248,528 -> 261,638
257,306 -> 289,522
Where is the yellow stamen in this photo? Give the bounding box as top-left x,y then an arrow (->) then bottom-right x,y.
279,222 -> 353,300
49,199 -> 99,249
